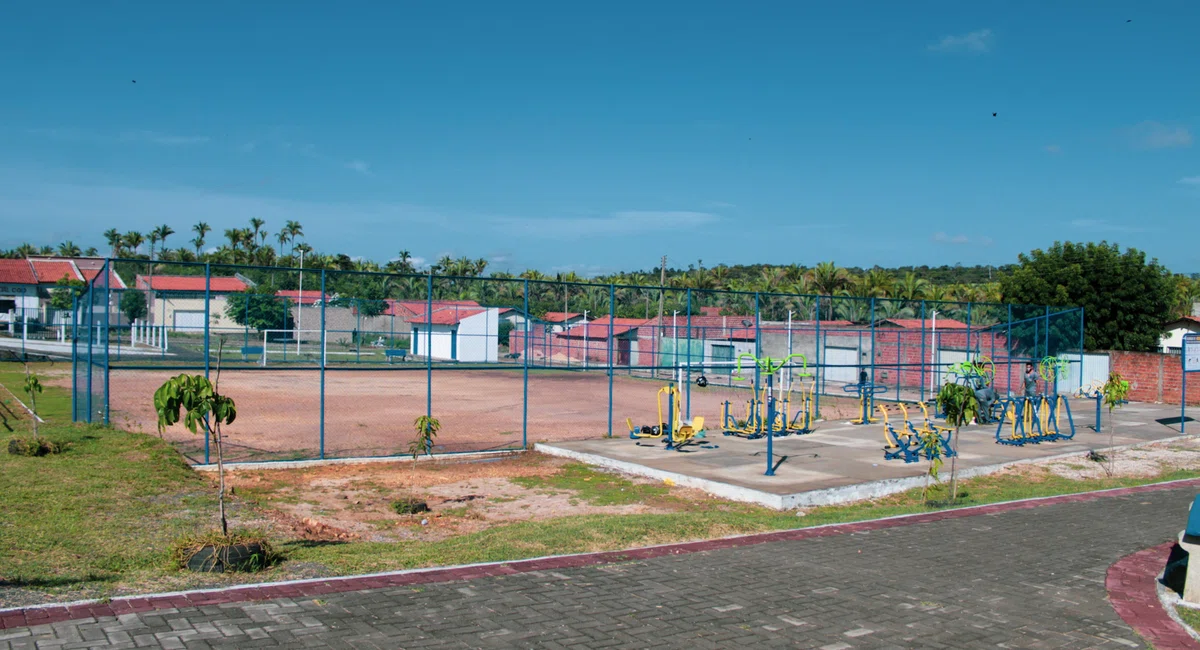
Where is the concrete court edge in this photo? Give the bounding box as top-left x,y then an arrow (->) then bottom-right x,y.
1107,543 -> 1200,649
2,476 -> 1199,631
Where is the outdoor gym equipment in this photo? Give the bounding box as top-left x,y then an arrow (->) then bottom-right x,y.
720,353 -> 815,439
843,370 -> 887,425
626,385 -> 706,451
946,357 -> 1000,423
1074,380 -> 1124,432
994,393 -> 1076,446
719,353 -> 812,476
878,402 -> 955,463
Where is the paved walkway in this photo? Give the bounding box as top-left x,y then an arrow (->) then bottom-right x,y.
3,483 -> 1198,649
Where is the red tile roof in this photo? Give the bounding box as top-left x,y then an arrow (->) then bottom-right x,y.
0,259 -> 37,285
881,318 -> 967,329
543,311 -> 585,323
29,259 -> 83,283
1168,316 -> 1200,327
408,307 -> 487,326
385,299 -> 482,318
275,290 -> 329,305
137,275 -> 248,292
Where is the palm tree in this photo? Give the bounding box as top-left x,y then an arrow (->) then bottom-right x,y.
147,231 -> 160,261
123,231 -> 145,257
276,231 -> 289,265
15,243 -> 37,257
57,241 -> 82,257
193,222 -> 211,246
896,272 -> 929,303
103,229 -> 122,257
191,236 -> 206,257
83,246 -> 99,257
283,220 -> 304,258
808,261 -> 848,318
155,224 -> 175,253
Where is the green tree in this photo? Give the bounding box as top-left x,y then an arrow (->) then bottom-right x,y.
49,276 -> 86,310
119,290 -> 148,322
225,287 -> 294,333
1000,242 -> 1175,352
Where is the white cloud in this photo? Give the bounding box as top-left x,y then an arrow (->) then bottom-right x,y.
1044,144 -> 1062,154
29,127 -> 209,146
932,232 -> 969,245
1126,121 -> 1192,150
928,29 -> 993,54
345,160 -> 372,175
1178,176 -> 1200,185
0,172 -> 454,252
496,211 -> 720,239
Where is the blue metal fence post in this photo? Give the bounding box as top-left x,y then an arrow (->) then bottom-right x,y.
869,298 -> 876,409
814,296 -> 822,417
966,301 -> 973,361
71,294 -> 78,421
1006,304 -> 1013,396
920,301 -> 927,404
103,259 -> 111,425
319,270 -> 327,459
426,272 -> 433,423
685,289 -> 692,419
1183,336 -> 1188,434
1078,307 -> 1086,392
608,283 -> 615,437
523,280 -> 530,448
204,264 -> 212,464
86,275 -> 93,423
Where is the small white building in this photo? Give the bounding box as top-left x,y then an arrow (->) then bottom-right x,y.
1161,316 -> 1200,353
541,311 -> 588,333
410,306 -> 500,362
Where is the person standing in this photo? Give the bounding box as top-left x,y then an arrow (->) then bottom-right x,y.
1023,362 -> 1040,397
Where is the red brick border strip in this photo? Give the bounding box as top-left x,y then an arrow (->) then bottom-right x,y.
1107,543 -> 1200,650
3,477 -> 1199,631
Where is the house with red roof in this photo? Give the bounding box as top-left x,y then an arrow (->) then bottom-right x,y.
1,257 -> 129,328
541,311 -> 589,332
134,274 -> 250,332
407,304 -> 501,362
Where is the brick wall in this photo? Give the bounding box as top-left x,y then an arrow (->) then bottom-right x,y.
1107,350 -> 1200,405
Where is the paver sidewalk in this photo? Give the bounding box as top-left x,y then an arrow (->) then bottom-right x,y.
3,484 -> 1197,649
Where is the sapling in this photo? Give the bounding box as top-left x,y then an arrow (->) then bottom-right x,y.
936,382 -> 979,504
154,340 -> 237,536
1101,371 -> 1130,478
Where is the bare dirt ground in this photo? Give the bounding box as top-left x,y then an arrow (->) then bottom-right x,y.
104,368 -> 868,462
223,453 -> 694,544
1039,436 -> 1200,480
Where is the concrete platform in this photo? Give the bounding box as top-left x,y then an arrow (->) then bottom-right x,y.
537,400 -> 1197,510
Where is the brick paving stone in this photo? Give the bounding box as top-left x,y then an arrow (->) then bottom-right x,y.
5,485 -> 1200,647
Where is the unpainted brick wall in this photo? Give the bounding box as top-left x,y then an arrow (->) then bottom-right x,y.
1107,350 -> 1200,405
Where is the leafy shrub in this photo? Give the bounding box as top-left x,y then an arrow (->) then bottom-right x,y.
170,529 -> 279,572
6,436 -> 67,456
391,498 -> 430,515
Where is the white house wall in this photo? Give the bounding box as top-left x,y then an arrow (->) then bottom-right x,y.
457,308 -> 500,363
411,325 -> 455,360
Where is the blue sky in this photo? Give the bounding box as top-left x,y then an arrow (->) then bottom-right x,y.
0,1 -> 1197,275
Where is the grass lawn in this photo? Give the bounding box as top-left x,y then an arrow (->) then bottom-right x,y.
2,360 -> 1199,607
1178,605 -> 1200,635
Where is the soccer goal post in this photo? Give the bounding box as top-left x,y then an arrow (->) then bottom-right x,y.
259,329 -> 327,366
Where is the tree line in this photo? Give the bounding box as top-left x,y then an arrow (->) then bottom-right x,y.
5,219 -> 1198,351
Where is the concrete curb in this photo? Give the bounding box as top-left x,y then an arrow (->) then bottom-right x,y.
1107,543 -> 1200,649
193,448 -> 524,472
537,433 -> 1199,510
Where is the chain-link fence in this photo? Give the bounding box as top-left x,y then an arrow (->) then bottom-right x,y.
70,259 -> 1085,464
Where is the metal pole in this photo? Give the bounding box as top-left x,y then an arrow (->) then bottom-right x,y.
297,248 -> 304,355
426,272 -> 433,423
608,284 -> 615,437
1078,307 -> 1085,393
919,301 -> 926,404
523,280 -> 530,448
71,294 -> 78,421
786,310 -> 793,393
685,289 -> 692,419
1182,336 -> 1188,434
1007,304 -> 1013,396
103,259 -> 111,425
869,298 -> 876,411
319,270 -> 327,459
204,264 -> 212,464
814,297 -> 822,418
930,309 -> 938,394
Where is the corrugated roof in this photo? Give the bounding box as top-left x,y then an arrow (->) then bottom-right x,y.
0,259 -> 37,285
137,275 -> 248,292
